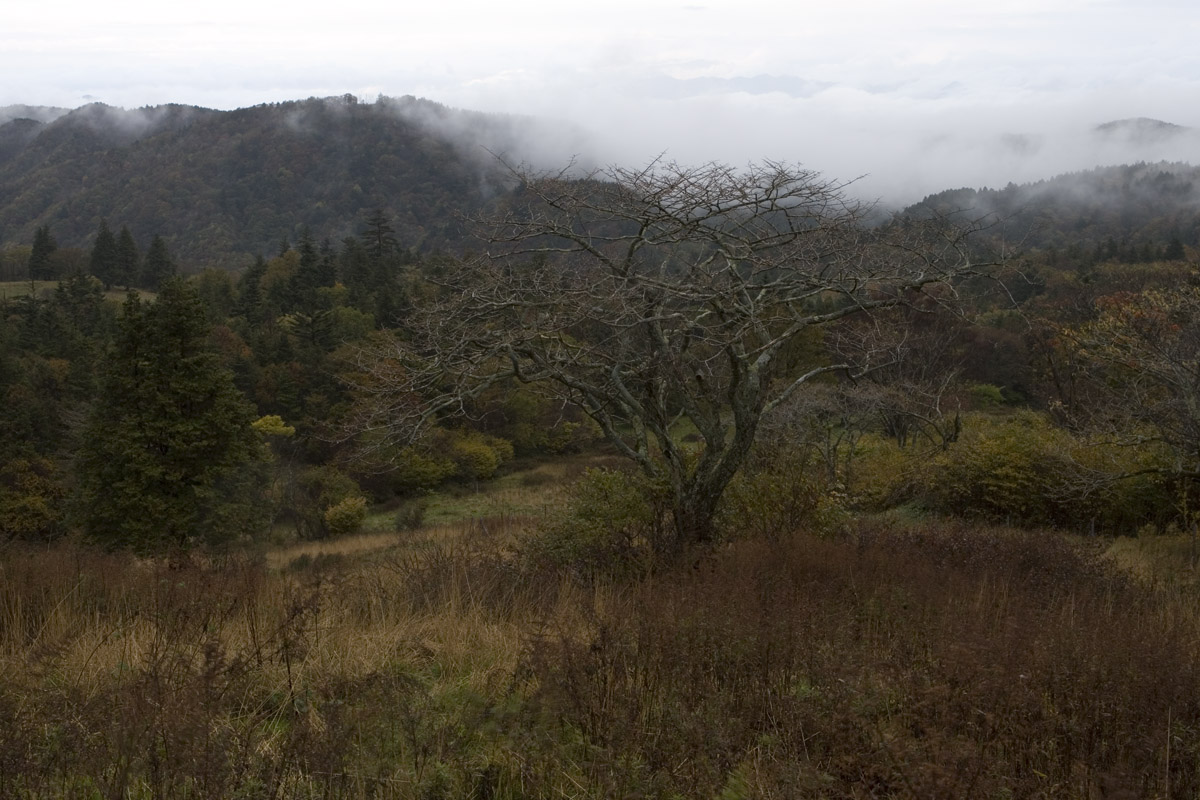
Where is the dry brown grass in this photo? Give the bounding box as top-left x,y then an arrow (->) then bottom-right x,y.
527,519 -> 1200,798
4,515 -> 1200,798
1103,531 -> 1200,590
0,521 -> 565,797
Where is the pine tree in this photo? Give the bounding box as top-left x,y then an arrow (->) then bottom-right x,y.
141,235 -> 176,291
358,210 -> 407,324
288,230 -> 334,312
76,279 -> 266,553
235,255 -> 268,322
115,226 -> 140,289
339,236 -> 374,313
28,225 -> 57,281
362,209 -> 399,261
89,220 -> 120,289
1164,236 -> 1186,261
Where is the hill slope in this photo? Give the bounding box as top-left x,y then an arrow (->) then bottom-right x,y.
901,161 -> 1200,251
0,95 -> 587,266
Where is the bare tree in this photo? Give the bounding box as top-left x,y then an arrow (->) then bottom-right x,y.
344,160 -> 994,550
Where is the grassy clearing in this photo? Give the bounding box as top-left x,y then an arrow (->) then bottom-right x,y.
4,511 -> 1200,797
0,280 -> 59,300
0,279 -> 155,303
362,452 -> 625,532
1103,530 -> 1200,588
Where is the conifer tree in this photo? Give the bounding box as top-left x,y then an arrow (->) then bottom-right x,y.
28,225 -> 57,281
76,279 -> 266,553
288,230 -> 335,312
362,209 -> 399,261
235,255 -> 268,322
141,235 -> 176,290
115,226 -> 140,289
358,210 -> 407,323
89,220 -> 119,289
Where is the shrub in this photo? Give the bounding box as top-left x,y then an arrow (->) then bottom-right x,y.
289,465 -> 367,539
0,457 -> 65,540
323,495 -> 367,537
719,442 -> 845,540
382,447 -> 458,494
887,411 -> 1177,532
526,468 -> 666,579
447,430 -> 515,482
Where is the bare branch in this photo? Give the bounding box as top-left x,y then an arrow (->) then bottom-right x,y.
343,159 -> 997,546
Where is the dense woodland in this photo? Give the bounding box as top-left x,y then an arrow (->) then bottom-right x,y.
4,99 -> 1200,797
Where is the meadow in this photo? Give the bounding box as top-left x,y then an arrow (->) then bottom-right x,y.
3,463 -> 1200,799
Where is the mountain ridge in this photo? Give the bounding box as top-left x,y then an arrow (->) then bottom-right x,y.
0,95 -> 590,266
1,97 -> 1196,267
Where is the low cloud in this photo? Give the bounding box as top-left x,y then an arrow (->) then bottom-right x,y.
5,0 -> 1199,209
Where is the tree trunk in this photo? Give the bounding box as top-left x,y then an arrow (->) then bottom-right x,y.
671,489 -> 722,550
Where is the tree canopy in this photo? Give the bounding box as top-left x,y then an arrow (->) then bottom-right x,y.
344,160 -> 998,548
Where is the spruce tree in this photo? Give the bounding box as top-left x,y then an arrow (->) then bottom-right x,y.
89,220 -> 119,289
115,226 -> 140,289
235,255 -> 268,322
358,210 -> 407,324
76,279 -> 266,553
1164,236 -> 1186,261
362,209 -> 398,261
288,230 -> 334,312
141,235 -> 176,291
28,225 -> 57,281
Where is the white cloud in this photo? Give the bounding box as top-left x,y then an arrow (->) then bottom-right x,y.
3,0 -> 1199,205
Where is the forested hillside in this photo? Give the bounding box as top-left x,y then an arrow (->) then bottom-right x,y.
904,160 -> 1200,257
0,95 -> 587,266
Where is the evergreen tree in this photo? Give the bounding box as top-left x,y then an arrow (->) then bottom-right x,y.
115,226 -> 140,289
89,220 -> 120,289
141,235 -> 176,290
1164,236 -> 1186,261
357,210 -> 407,324
28,225 -> 57,281
288,230 -> 333,312
235,255 -> 269,322
339,236 -> 374,313
75,279 -> 266,553
317,238 -> 338,287
362,209 -> 399,261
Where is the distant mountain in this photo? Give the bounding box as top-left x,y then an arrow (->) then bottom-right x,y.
0,104 -> 69,126
0,95 -> 591,266
3,97 -> 1198,269
1094,117 -> 1189,145
901,161 -> 1200,251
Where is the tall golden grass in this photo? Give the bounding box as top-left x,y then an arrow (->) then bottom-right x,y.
2,514 -> 1200,797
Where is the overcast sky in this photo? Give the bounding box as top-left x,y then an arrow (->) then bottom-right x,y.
4,0 -> 1199,204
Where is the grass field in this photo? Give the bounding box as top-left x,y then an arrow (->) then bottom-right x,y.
4,474 -> 1200,797
0,279 -> 155,303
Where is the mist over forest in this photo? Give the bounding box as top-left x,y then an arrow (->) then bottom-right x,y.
1,93 -> 1199,269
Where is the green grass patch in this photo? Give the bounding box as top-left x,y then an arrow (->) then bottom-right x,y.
362,452 -> 625,532
0,280 -> 58,299
0,279 -> 156,304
